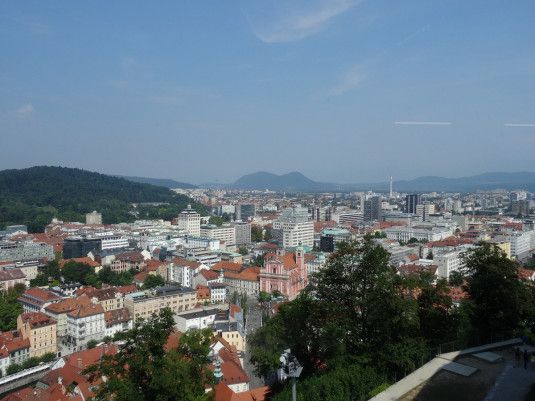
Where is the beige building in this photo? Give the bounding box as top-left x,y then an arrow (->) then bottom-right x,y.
17,312 -> 57,358
44,295 -> 92,336
124,285 -> 197,321
85,287 -> 124,311
178,204 -> 201,236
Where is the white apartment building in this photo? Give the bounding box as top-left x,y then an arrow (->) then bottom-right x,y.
94,232 -> 129,251
177,204 -> 201,237
434,251 -> 463,280
273,205 -> 314,249
66,303 -> 106,349
382,227 -> 453,243
504,232 -> 532,260
200,224 -> 236,249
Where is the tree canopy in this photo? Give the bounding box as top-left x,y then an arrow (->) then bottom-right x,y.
250,237 -> 430,384
0,166 -> 205,232
84,308 -> 214,401
461,243 -> 535,344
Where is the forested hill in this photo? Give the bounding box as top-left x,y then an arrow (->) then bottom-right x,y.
0,166 -> 202,232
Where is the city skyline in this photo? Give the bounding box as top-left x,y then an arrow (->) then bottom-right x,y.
1,1 -> 534,184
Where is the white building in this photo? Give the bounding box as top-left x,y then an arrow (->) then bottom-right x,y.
273,205 -> 314,249
208,283 -> 227,304
66,303 -> 106,349
434,251 -> 463,280
94,232 -> 129,251
104,308 -> 133,338
177,204 -> 201,237
200,224 -> 236,250
382,227 -> 453,243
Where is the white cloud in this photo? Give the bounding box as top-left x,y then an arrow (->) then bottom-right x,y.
329,65 -> 365,95
16,104 -> 35,119
250,0 -> 364,43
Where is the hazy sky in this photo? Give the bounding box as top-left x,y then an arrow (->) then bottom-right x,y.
1,1 -> 534,185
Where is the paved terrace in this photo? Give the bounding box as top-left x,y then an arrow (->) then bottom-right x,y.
370,339 -> 531,401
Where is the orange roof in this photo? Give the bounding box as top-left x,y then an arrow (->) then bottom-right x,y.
104,308 -> 131,327
18,287 -> 61,307
196,285 -> 211,300
45,295 -> 92,314
116,284 -> 137,295
199,269 -> 219,280
208,360 -> 249,385
211,261 -> 242,273
63,343 -> 117,369
19,312 -> 57,327
265,251 -> 297,271
171,257 -> 201,270
67,303 -> 104,318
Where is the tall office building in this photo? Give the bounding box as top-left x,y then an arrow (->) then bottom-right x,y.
233,222 -> 252,246
364,196 -> 381,221
236,203 -> 256,221
177,204 -> 201,236
406,194 -> 421,214
273,205 -> 314,249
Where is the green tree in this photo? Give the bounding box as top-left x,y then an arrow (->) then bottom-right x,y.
238,247 -> 248,256
259,290 -> 270,302
142,274 -> 165,289
0,287 -> 24,331
250,237 -> 427,382
461,243 -> 534,344
251,226 -> 263,242
253,254 -> 265,267
449,270 -> 464,286
264,230 -> 272,241
87,339 -> 99,349
84,308 -> 214,401
208,215 -> 223,226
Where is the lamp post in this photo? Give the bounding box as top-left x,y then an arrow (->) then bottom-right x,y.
280,349 -> 302,401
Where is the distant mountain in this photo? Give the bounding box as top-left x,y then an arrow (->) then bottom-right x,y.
231,171 -> 337,191
389,172 -> 535,192
227,171 -> 535,192
117,175 -> 196,189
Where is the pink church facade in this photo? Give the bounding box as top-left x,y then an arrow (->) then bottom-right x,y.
259,247 -> 308,300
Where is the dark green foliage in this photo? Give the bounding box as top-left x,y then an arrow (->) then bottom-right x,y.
97,267 -> 136,287
251,226 -> 263,242
141,274 -> 165,289
208,215 -> 223,226
0,166 -> 204,232
0,287 -> 24,331
5,352 -> 57,375
238,246 -> 248,255
250,237 -> 430,390
253,253 -> 265,267
84,308 -> 214,401
461,243 -> 534,344
87,339 -> 99,349
62,260 -> 95,284
270,364 -> 384,401
31,260 -> 62,287
449,270 -> 464,286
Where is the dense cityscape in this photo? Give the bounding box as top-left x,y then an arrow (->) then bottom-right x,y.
0,173 -> 534,400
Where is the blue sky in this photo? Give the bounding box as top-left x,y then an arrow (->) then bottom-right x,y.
1,1 -> 534,185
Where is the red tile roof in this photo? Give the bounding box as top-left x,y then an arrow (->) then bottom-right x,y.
19,312 -> 57,327
211,261 -> 242,273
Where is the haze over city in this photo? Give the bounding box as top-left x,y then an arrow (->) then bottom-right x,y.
1,1 -> 534,184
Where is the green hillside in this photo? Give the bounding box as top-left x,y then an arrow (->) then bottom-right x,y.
0,166 -> 205,233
